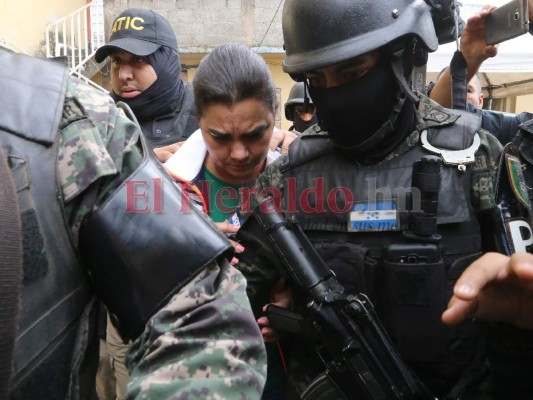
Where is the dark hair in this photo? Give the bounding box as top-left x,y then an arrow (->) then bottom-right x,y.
193,43 -> 276,117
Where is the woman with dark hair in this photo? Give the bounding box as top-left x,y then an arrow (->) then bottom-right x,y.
165,43 -> 289,400
165,43 -> 281,226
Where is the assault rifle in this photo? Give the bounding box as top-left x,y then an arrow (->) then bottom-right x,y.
236,197 -> 436,400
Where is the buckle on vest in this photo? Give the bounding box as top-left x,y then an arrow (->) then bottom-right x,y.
420,130 -> 480,172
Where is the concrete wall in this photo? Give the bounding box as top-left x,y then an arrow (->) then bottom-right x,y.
0,0 -> 87,55
103,0 -> 284,49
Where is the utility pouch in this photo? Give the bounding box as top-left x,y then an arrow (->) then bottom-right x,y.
378,243 -> 447,364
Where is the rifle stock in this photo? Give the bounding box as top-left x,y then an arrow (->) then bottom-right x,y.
237,197 -> 435,400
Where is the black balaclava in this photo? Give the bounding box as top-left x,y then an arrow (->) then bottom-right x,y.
111,46 -> 183,121
308,56 -> 410,162
293,111 -> 318,133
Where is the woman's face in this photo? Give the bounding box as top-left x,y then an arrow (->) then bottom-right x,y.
201,98 -> 275,184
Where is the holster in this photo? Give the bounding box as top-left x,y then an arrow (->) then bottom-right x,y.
80,147 -> 232,341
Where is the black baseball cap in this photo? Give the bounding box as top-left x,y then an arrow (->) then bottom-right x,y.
95,8 -> 177,63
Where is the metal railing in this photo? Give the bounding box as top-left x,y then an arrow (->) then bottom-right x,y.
72,72 -> 108,92
45,0 -> 106,91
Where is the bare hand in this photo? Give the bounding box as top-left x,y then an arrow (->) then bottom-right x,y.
442,252 -> 533,329
460,6 -> 499,73
429,7 -> 499,108
153,141 -> 184,163
270,129 -> 297,154
257,279 -> 292,343
214,221 -> 243,264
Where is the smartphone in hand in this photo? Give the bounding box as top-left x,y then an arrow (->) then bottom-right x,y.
485,0 -> 529,45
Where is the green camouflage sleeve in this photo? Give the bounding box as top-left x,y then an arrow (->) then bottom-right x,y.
470,129 -> 503,213
125,259 -> 267,400
58,77 -> 142,239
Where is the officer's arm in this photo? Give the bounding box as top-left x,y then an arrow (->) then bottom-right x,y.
477,110 -> 533,145
429,7 -> 497,108
125,259 -> 267,399
59,79 -> 142,239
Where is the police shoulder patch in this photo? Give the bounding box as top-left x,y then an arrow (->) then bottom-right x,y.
425,109 -> 449,123
60,97 -> 87,129
506,153 -> 531,208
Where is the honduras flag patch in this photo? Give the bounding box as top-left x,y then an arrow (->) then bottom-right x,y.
348,201 -> 399,232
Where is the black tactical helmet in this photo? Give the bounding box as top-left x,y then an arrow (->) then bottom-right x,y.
282,0 -> 439,76
284,82 -> 314,121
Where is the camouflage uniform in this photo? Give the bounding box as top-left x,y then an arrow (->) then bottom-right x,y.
3,53 -> 265,400
237,94 -> 502,398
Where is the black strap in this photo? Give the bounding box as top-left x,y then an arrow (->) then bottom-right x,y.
0,147 -> 23,398
450,51 -> 468,110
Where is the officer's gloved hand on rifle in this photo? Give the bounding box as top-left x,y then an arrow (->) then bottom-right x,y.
257,278 -> 293,343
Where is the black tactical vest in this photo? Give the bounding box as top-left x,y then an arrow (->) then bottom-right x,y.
0,49 -> 96,400
281,117 -> 489,396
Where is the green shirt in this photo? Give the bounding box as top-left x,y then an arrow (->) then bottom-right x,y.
204,167 -> 241,223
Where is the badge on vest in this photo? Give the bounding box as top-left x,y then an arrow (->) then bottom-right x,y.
506,154 -> 530,209
348,202 -> 399,232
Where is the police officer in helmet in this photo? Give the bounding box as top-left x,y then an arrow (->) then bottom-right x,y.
284,82 -> 317,134
238,0 -> 505,398
282,0 -> 444,162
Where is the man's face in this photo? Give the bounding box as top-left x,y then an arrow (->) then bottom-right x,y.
110,49 -> 157,98
304,50 -> 380,89
201,98 -> 274,184
467,77 -> 483,109
293,104 -> 315,122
